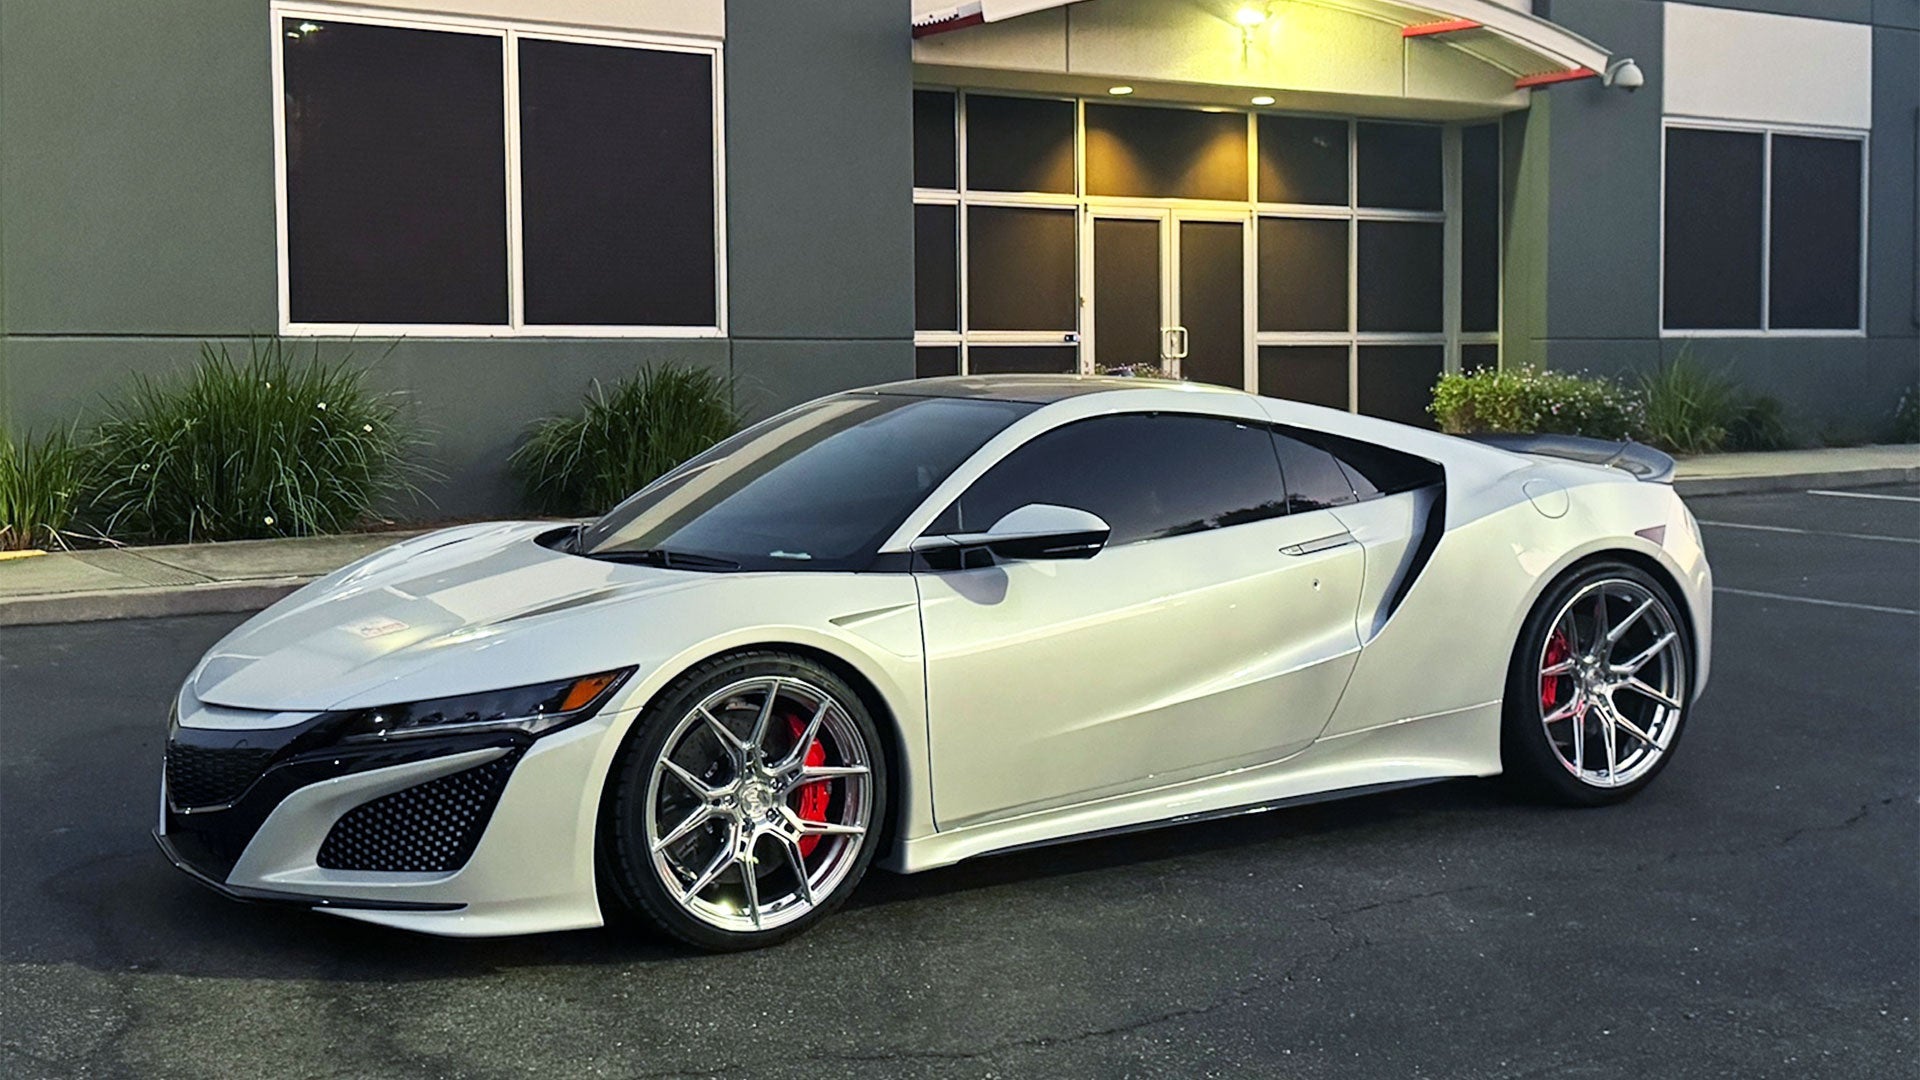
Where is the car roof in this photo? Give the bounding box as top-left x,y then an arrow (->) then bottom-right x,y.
861,374 -> 1252,405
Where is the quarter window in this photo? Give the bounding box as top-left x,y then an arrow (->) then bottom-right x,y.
947,414 -> 1286,546
278,12 -> 722,333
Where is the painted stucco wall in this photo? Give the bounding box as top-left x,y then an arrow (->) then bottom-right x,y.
0,0 -> 913,518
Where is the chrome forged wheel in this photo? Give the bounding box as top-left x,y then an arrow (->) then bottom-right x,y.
1504,563 -> 1691,805
605,653 -> 886,950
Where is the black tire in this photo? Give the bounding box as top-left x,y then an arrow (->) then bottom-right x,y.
1500,560 -> 1692,807
600,650 -> 888,951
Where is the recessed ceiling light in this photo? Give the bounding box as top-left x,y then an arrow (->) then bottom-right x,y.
1108,85 -> 1134,96
1251,95 -> 1276,106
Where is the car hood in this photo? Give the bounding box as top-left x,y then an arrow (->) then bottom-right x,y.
189,522 -> 714,712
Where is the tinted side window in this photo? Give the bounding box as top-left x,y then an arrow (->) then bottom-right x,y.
950,414 -> 1285,546
1301,429 -> 1444,497
1270,433 -> 1356,512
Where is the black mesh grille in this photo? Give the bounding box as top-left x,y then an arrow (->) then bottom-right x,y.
316,753 -> 521,873
166,743 -> 274,809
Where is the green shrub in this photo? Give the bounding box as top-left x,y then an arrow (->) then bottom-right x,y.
1430,365 -> 1643,440
1726,395 -> 1797,452
1637,353 -> 1742,454
1895,385 -> 1920,444
0,425 -> 93,551
512,364 -> 739,516
88,340 -> 426,543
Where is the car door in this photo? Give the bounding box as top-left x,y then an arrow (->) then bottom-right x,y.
914,411 -> 1367,830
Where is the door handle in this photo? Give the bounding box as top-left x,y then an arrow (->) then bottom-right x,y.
1280,534 -> 1352,556
1171,326 -> 1190,359
1159,327 -> 1178,361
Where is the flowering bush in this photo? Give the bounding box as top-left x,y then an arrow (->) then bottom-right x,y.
88,340 -> 428,542
1430,365 -> 1644,441
1094,362 -> 1178,379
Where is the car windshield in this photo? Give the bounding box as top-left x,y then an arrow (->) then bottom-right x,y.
578,392 -> 1035,571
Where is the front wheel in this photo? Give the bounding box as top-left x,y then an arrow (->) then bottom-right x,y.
1501,562 -> 1692,806
601,652 -> 886,950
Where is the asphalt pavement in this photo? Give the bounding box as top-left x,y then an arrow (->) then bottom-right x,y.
2,485 -> 1915,1079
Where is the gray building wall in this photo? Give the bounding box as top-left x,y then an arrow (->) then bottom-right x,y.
0,0 -> 914,518
1514,0 -> 1920,439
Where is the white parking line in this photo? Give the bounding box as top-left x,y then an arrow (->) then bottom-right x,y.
1698,520 -> 1920,545
1807,489 -> 1920,503
1715,587 -> 1919,617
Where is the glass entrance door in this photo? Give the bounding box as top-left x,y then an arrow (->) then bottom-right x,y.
1086,209 -> 1250,388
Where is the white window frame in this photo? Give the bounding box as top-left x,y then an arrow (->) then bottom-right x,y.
912,92 -> 1495,412
1659,116 -> 1869,339
271,2 -> 727,339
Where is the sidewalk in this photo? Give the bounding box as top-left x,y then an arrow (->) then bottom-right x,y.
3,444 -> 1915,627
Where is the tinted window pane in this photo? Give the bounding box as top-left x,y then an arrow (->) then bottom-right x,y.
952,414 -> 1285,545
1461,123 -> 1500,334
1304,429 -> 1442,496
968,206 -> 1076,330
1258,115 -> 1348,205
914,89 -> 957,189
1461,344 -> 1499,373
1769,135 -> 1863,330
519,39 -> 714,327
1356,123 -> 1441,211
1086,104 -> 1248,202
1357,221 -> 1443,332
1664,128 -> 1764,330
1178,220 -> 1246,388
915,203 -> 958,331
583,395 -> 1033,571
1093,218 -> 1163,369
916,346 -> 960,379
966,95 -> 1075,194
1259,346 -> 1349,411
1357,345 -> 1443,428
1259,217 -> 1348,332
283,19 -> 506,324
1270,432 -> 1355,512
966,346 -> 1078,374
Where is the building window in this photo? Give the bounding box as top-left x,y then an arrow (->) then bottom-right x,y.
1662,124 -> 1865,334
276,7 -> 723,335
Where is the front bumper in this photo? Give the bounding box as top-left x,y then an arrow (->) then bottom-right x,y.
158,692 -> 634,936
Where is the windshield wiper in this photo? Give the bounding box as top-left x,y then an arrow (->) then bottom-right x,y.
588,547 -> 741,571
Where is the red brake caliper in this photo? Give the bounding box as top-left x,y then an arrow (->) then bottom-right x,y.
1541,628 -> 1571,711
787,716 -> 829,857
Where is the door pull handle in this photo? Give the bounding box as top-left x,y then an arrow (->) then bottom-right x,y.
1280,534 -> 1352,556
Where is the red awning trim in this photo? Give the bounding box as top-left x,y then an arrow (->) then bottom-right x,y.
1402,18 -> 1482,38
914,2 -> 987,38
1514,66 -> 1598,89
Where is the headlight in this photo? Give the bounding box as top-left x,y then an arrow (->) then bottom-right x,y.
334,668 -> 633,743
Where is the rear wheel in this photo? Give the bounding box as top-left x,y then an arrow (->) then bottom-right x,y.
1501,562 -> 1691,805
602,652 -> 885,950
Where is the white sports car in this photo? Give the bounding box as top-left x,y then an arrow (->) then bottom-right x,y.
158,375 -> 1711,950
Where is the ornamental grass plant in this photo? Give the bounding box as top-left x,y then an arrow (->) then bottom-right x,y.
0,424 -> 93,551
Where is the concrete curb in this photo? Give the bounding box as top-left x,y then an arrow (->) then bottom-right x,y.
0,579 -> 306,628
1674,465 -> 1920,498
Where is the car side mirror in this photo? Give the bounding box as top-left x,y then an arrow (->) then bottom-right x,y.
911,503 -> 1111,562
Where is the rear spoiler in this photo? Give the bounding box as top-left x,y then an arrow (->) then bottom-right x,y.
1464,433 -> 1675,484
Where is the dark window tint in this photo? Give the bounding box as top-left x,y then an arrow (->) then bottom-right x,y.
914,89 -> 958,189
1257,115 -> 1348,205
1356,122 -> 1441,211
1300,429 -> 1443,496
1357,221 -> 1443,332
915,203 -> 958,331
283,20 -> 507,324
1093,218 -> 1163,369
1769,135 -> 1863,330
916,346 -> 960,379
950,414 -> 1286,545
966,95 -> 1075,194
968,206 -> 1076,330
966,346 -> 1079,374
1178,220 -> 1246,388
1259,217 -> 1348,332
519,39 -> 714,327
583,395 -> 1033,571
1259,346 -> 1349,411
1461,123 -> 1501,334
1086,104 -> 1248,202
1663,128 -> 1764,329
1461,343 -> 1498,373
1270,432 -> 1355,512
1357,345 -> 1443,428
